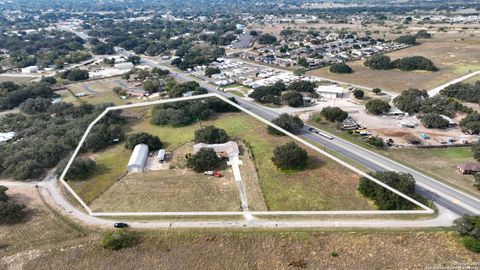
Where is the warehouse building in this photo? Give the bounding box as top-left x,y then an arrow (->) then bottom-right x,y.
127,144 -> 149,173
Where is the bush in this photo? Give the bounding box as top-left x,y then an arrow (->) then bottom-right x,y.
267,113 -> 304,135
205,67 -> 221,77
420,113 -> 450,129
472,139 -> 480,161
186,148 -> 222,172
461,236 -> 480,253
194,126 -> 229,144
365,99 -> 391,115
364,54 -> 392,70
272,142 -> 308,170
0,200 -> 26,224
460,113 -> 480,134
19,97 -> 52,114
366,136 -> 384,148
282,91 -> 304,107
372,88 -> 382,95
415,30 -> 432,39
0,185 -> 8,202
320,107 -> 348,123
353,89 -> 364,99
474,174 -> 480,190
101,230 -> 134,251
125,132 -> 163,151
358,171 -> 417,210
60,68 -> 89,81
287,80 -> 316,93
454,214 -> 480,252
330,62 -> 353,74
64,157 -> 96,181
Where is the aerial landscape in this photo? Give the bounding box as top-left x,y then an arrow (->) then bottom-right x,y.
2,0 -> 480,269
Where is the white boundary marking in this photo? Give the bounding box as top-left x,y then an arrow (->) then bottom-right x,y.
59,93 -> 433,216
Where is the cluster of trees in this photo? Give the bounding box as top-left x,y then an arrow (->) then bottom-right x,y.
365,99 -> 391,115
364,54 -> 437,71
272,142 -> 309,170
394,35 -> 417,45
151,97 -> 238,127
83,110 -> 126,152
441,82 -> 480,104
268,113 -> 304,135
249,80 -> 316,107
59,68 -> 89,81
257,33 -> 277,45
454,215 -> 480,252
186,148 -> 222,172
91,41 -> 115,55
358,171 -> 418,210
330,62 -> 353,74
320,106 -> 348,123
0,185 -> 26,224
419,113 -> 450,129
204,67 -> 221,77
168,81 -> 207,98
125,132 -> 163,151
0,81 -> 55,111
194,126 -> 229,144
171,44 -> 225,70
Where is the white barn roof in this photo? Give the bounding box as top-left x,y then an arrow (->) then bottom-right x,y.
127,144 -> 149,172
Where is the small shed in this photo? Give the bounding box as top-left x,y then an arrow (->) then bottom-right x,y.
127,144 -> 149,173
157,149 -> 166,162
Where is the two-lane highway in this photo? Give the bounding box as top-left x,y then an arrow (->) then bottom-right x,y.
137,57 -> 480,216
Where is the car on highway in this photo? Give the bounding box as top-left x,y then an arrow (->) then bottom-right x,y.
114,222 -> 129,228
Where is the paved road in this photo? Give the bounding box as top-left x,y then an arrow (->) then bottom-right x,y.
136,57 -> 480,217
428,70 -> 480,96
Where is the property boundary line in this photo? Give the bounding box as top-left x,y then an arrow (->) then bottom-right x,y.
59,93 -> 434,216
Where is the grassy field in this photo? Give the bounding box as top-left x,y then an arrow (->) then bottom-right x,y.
0,75 -> 36,83
309,120 -> 480,197
90,169 -> 241,212
307,35 -> 480,93
68,145 -> 130,204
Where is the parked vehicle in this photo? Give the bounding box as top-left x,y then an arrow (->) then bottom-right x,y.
114,222 -> 129,228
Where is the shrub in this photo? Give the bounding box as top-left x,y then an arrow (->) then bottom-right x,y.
0,200 -> 26,224
366,136 -> 384,148
320,107 -> 348,123
125,132 -> 163,151
267,113 -> 304,135
64,157 -> 96,181
353,89 -> 364,99
101,230 -> 134,251
194,126 -> 229,144
372,88 -> 382,95
272,142 -> 308,170
60,68 -> 89,81
462,236 -> 480,253
0,185 -> 8,202
395,35 -> 417,45
330,62 -> 353,74
474,174 -> 480,190
420,113 -> 450,129
365,99 -> 391,115
186,148 -> 222,172
415,30 -> 432,39
205,67 -> 221,77
282,91 -> 304,107
472,139 -> 480,161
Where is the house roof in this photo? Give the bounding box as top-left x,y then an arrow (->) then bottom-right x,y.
193,141 -> 239,157
316,85 -> 345,94
458,163 -> 480,171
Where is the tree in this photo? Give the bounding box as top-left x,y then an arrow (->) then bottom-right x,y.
460,113 -> 480,134
364,54 -> 392,70
272,142 -> 308,170
372,88 -> 382,95
0,185 -> 8,202
258,33 -> 277,45
143,79 -> 163,94
365,99 -> 391,115
19,97 -> 52,114
453,215 -> 480,252
92,42 -> 115,55
391,56 -> 438,71
320,107 -> 348,123
353,89 -> 364,99
267,113 -> 304,135
101,230 -> 134,251
112,86 -> 126,96
474,174 -> 480,190
0,200 -> 26,224
186,148 -> 222,172
127,55 -> 141,65
287,80 -> 316,92
395,35 -> 417,45
125,132 -> 163,151
282,91 -> 304,107
366,136 -> 384,148
297,57 -> 309,68
40,76 -> 57,84
61,68 -> 89,81
205,67 -> 221,77
64,157 -> 96,181
472,139 -> 480,161
415,30 -> 432,39
330,62 -> 353,74
393,88 -> 428,114
420,113 -> 450,129
194,126 -> 229,144
358,171 -> 417,210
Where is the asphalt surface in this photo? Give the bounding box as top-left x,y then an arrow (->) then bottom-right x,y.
136,57 -> 480,216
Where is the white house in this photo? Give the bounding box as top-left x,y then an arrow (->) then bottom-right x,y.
21,65 -> 39,73
127,144 -> 149,173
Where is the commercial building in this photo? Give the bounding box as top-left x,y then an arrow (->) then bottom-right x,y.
127,144 -> 149,173
315,85 -> 345,99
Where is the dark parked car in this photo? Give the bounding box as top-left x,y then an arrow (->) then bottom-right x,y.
114,222 -> 129,228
